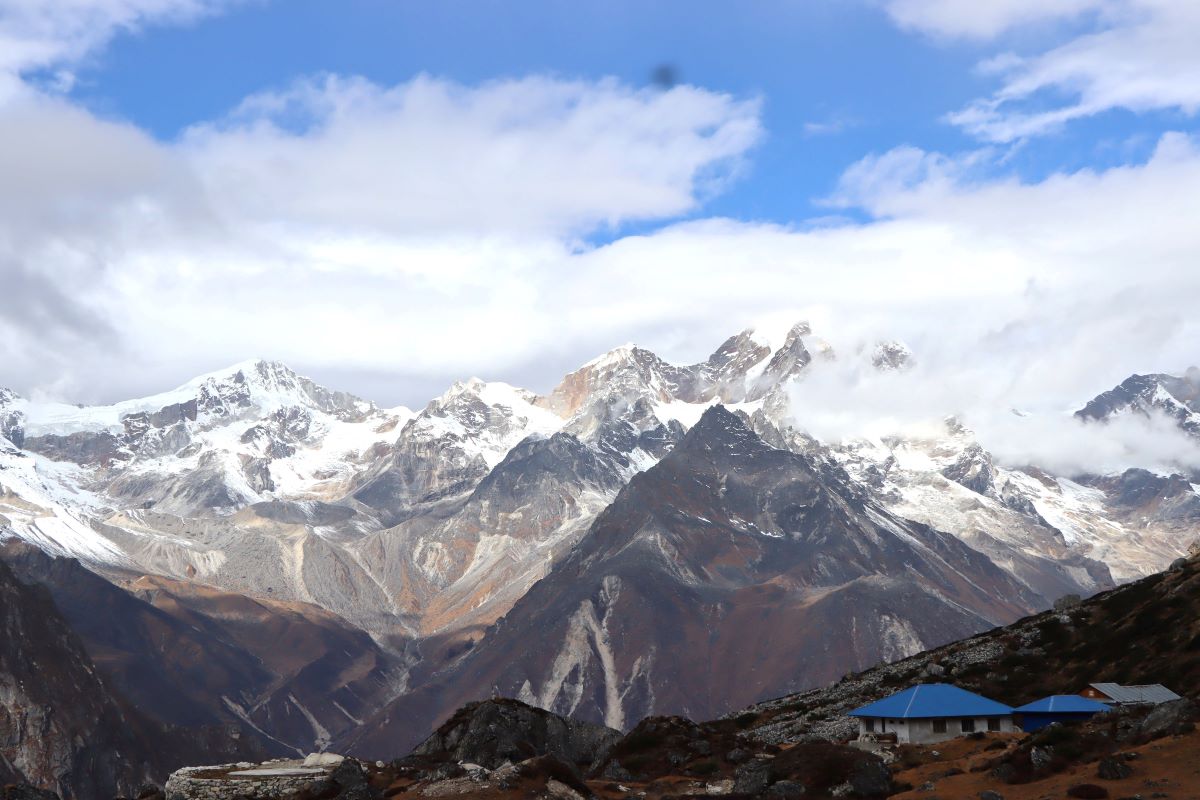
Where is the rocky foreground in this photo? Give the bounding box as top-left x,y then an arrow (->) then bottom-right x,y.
15,694 -> 1188,800
5,551 -> 1199,799
153,698 -> 894,799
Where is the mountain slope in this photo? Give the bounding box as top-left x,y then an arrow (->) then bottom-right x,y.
344,406 -> 1047,757
0,541 -> 401,755
0,556 -> 263,799
738,550 -> 1200,745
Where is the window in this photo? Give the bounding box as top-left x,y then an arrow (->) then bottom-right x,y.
864,719 -> 874,732
932,719 -> 947,733
961,719 -> 976,733
988,718 -> 1002,732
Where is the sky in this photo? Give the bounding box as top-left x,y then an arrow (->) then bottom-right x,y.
1,0 -> 1199,468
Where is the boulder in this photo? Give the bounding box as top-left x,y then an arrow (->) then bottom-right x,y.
1054,594 -> 1082,611
732,759 -> 773,795
302,753 -> 345,768
846,755 -> 891,797
725,748 -> 751,764
1029,745 -> 1053,770
979,792 -> 1004,800
1097,756 -> 1132,780
329,759 -> 368,789
409,699 -> 620,770
1137,699 -> 1198,740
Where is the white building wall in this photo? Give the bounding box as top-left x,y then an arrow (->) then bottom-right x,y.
857,716 -> 1015,744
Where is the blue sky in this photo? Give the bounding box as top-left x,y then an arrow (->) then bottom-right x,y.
1,0 -> 1199,437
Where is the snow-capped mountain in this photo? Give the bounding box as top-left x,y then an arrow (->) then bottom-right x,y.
4,360 -> 411,514
347,406 -> 1048,754
1077,369 -> 1200,440
3,323 -> 1199,754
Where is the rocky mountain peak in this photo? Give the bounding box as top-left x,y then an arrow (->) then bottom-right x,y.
543,344 -> 687,419
670,404 -> 775,465
0,390 -> 24,448
1076,371 -> 1200,438
704,328 -> 772,374
187,359 -> 374,423
871,340 -> 913,371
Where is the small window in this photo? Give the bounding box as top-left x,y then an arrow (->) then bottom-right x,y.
932,719 -> 947,733
961,719 -> 976,733
988,718 -> 1002,732
865,719 -> 874,732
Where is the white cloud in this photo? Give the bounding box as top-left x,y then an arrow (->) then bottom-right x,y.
0,0 -> 238,97
883,0 -> 1107,39
181,73 -> 762,237
0,4 -> 1197,485
0,74 -> 764,401
885,0 -> 1200,142
952,2 -> 1200,141
785,344 -> 1200,476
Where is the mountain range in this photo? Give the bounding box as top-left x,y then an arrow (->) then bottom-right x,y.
1,323 -> 1198,793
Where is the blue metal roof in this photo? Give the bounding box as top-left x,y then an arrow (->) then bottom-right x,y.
848,684 -> 1013,719
1014,695 -> 1111,714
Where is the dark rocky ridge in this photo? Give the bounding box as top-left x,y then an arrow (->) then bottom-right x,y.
0,541 -> 399,758
0,557 -> 262,799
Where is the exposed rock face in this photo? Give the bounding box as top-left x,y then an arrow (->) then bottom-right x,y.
346,407 -> 1046,757
408,698 -> 620,770
0,557 -> 261,799
354,431 -> 625,636
0,541 -> 400,756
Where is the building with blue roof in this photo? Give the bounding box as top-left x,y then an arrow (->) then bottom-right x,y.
847,684 -> 1016,744
1014,695 -> 1111,732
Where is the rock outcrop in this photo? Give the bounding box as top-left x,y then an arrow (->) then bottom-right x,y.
408,698 -> 620,771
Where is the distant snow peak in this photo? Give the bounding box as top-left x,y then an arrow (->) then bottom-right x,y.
1076,372 -> 1200,441
871,340 -> 913,371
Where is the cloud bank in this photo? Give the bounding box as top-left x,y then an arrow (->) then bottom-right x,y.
0,0 -> 1198,479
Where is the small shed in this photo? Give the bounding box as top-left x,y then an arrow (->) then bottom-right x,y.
1081,683 -> 1181,706
1014,695 -> 1110,732
847,683 -> 1015,744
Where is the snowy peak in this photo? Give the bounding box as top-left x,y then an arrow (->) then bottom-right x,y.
543,344 -> 688,419
542,320 -> 822,425
871,340 -> 913,371
410,377 -> 563,467
702,329 -> 772,383
15,359 -> 374,440
1076,370 -> 1200,438
184,359 -> 375,423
